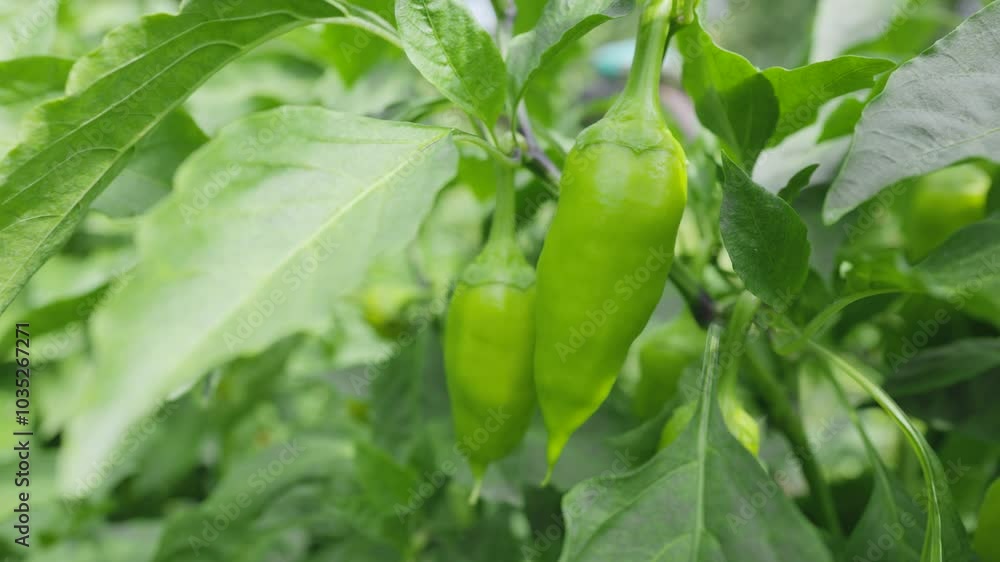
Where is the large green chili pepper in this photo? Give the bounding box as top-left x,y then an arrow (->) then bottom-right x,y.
634,309 -> 706,420
534,1 -> 688,478
444,167 -> 536,497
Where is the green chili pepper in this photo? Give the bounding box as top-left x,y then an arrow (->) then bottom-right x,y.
975,478 -> 1000,562
444,167 -> 536,499
534,1 -> 687,478
658,397 -> 760,456
634,309 -> 706,420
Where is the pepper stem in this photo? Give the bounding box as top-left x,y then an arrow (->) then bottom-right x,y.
487,163 -> 517,246
618,0 -> 674,112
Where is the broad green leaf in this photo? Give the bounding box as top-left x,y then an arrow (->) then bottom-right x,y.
762,56 -> 894,146
886,338 -> 1000,396
677,21 -> 777,166
720,156 -> 811,309
559,326 -> 833,562
824,2 -> 1000,222
0,0 -> 344,316
396,0 -> 506,126
914,217 -> 1000,295
0,57 -> 72,158
507,0 -> 634,101
57,107 -> 458,495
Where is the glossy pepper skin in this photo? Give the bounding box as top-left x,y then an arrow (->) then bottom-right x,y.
634,310 -> 706,420
444,238 -> 537,481
534,97 -> 687,474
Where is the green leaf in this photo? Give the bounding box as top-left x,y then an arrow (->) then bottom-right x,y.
57,107 -> 458,496
678,22 -> 889,164
777,163 -> 819,203
824,2 -> 1000,222
559,325 -> 833,562
396,0 -> 506,126
831,371 -> 928,562
816,96 -> 866,142
812,342 -> 974,562
677,22 -> 777,166
761,56 -> 894,146
914,217 -> 1000,295
886,338 -> 1000,397
0,0 -> 344,316
507,0 -> 634,101
720,156 -> 811,309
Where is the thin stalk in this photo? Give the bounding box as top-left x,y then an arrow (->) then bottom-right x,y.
718,292 -> 760,400
453,133 -> 519,168
488,164 -> 517,244
615,0 -> 674,113
744,339 -> 844,539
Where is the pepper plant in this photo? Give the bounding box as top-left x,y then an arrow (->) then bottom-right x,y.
0,0 -> 998,561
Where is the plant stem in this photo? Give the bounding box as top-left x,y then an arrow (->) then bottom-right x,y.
453,133 -> 519,167
617,0 -> 674,112
718,291 -> 759,399
488,163 -> 517,244
744,339 -> 844,539
668,263 -> 716,327
517,103 -> 562,186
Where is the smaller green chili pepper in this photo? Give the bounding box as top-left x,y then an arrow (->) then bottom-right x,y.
634,309 -> 706,420
444,167 -> 536,498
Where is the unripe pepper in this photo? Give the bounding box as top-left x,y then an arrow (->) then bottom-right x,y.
534,1 -> 687,478
444,167 -> 536,497
634,309 -> 706,420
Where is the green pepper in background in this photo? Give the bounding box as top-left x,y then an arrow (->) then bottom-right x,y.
901,163 -> 991,262
976,479 -> 1000,562
658,397 -> 760,456
533,0 -> 688,481
633,309 -> 706,420
444,166 -> 536,501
